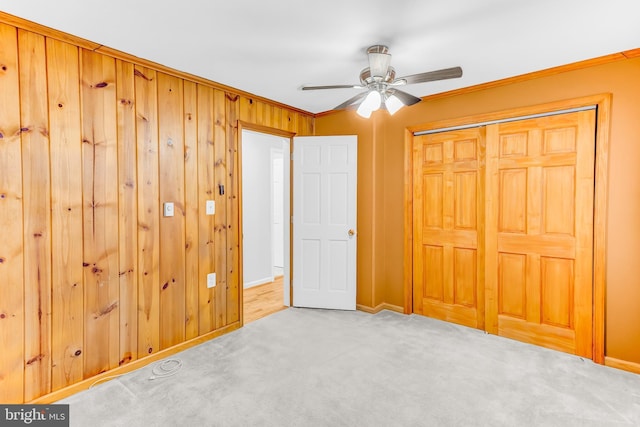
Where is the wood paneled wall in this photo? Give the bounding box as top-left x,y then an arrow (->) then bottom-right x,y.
0,20 -> 313,403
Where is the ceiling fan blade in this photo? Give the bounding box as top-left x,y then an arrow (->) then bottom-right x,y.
333,91 -> 369,110
389,89 -> 422,106
397,66 -> 463,85
301,84 -> 363,91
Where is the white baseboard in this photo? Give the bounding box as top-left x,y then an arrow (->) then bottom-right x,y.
243,276 -> 274,289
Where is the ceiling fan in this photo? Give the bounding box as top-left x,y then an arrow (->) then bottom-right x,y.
301,45 -> 463,117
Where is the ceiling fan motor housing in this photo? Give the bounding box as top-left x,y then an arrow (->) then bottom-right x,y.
366,45 -> 392,80
359,66 -> 396,87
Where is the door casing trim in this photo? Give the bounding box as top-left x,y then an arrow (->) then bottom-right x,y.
238,121 -> 296,326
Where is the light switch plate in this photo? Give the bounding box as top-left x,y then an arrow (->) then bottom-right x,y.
207,273 -> 216,288
206,200 -> 215,215
163,202 -> 174,217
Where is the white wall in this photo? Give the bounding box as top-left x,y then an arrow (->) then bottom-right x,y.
271,149 -> 284,271
242,130 -> 288,288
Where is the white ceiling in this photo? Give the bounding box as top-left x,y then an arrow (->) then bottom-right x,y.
2,1 -> 639,114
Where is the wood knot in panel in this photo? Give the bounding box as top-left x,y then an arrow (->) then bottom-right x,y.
93,301 -> 118,319
134,69 -> 152,81
26,354 -> 45,365
119,268 -> 134,276
119,354 -> 132,365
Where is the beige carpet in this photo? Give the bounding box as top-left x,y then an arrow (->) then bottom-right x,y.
62,308 -> 640,426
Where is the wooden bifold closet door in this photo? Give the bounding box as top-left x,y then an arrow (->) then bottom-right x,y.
412,128 -> 486,329
413,110 -> 596,358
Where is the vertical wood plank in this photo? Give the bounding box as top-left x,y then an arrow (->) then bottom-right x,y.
476,128 -> 486,330
272,107 -> 283,131
19,28 -> 53,401
484,124 -> 500,334
115,59 -> 138,366
289,112 -> 299,133
157,72 -> 186,349
197,85 -> 216,334
47,37 -> 84,391
256,101 -> 266,126
226,93 -> 240,324
280,109 -> 293,132
183,80 -> 199,340
135,65 -> 160,356
263,103 -> 274,129
0,23 -> 25,403
80,49 -> 120,377
239,96 -> 256,124
214,90 -> 229,329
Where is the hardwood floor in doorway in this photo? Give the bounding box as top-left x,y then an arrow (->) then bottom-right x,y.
243,276 -> 288,324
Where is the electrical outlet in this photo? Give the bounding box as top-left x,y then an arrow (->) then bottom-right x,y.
206,200 -> 215,215
207,273 -> 216,288
163,202 -> 174,217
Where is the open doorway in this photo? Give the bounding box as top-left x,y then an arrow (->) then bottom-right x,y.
241,129 -> 291,324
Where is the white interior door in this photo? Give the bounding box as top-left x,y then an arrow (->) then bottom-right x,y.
293,135 -> 357,310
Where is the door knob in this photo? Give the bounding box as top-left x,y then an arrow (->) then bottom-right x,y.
348,229 -> 355,237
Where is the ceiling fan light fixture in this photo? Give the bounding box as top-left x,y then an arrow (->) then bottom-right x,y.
356,90 -> 382,118
385,93 -> 404,115
356,104 -> 374,118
